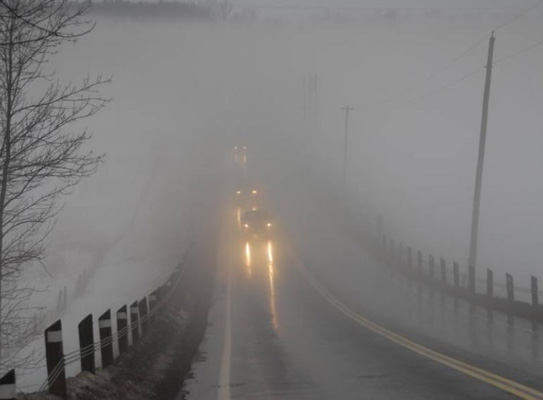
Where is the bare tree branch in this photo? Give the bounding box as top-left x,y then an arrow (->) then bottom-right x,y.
0,0 -> 96,46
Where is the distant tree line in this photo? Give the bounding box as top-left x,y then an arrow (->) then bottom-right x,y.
311,7 -> 528,24
83,1 -> 527,24
85,0 -> 214,21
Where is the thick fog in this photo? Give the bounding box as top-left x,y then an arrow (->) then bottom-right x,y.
25,0 -> 543,333
4,0 -> 543,392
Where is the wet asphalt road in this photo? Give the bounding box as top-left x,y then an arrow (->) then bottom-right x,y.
181,198 -> 543,400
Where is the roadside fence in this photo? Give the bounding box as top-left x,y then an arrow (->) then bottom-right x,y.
0,261 -> 186,399
375,233 -> 543,323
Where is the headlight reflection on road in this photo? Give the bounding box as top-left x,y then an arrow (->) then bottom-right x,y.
236,207 -> 241,228
267,240 -> 274,264
245,241 -> 252,276
267,240 -> 278,331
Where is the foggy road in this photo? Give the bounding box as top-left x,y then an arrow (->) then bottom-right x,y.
6,1 -> 543,397
182,172 -> 543,400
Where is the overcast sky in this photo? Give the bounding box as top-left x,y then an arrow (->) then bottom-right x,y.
229,0 -> 532,8
133,0 -> 535,8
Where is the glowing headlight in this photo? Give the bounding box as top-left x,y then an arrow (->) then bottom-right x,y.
267,223 -> 272,227
244,224 -> 249,228
252,190 -> 258,194
236,190 -> 241,195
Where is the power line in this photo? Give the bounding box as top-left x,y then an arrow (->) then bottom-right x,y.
390,67 -> 484,110
493,0 -> 543,33
382,0 -> 543,107
382,36 -> 487,106
495,37 -> 543,65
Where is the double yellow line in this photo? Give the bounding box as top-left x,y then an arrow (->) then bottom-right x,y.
297,264 -> 543,399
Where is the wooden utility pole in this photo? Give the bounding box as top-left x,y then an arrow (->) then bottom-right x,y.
468,32 -> 495,271
341,106 -> 354,185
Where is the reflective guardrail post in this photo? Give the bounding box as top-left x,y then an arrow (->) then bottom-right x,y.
117,305 -> 128,355
453,262 -> 460,288
440,258 -> 447,284
486,269 -> 493,298
531,276 -> 539,307
130,301 -> 140,345
149,290 -> 158,323
0,369 -> 15,400
139,297 -> 149,336
389,239 -> 395,267
44,320 -> 66,397
429,255 -> 435,280
417,251 -> 422,276
78,314 -> 95,373
506,273 -> 515,303
99,310 -> 114,368
468,266 -> 475,294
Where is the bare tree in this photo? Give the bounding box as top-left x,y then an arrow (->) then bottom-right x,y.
0,0 -> 108,366
218,1 -> 233,21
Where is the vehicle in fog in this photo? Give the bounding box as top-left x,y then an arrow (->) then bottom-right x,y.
235,188 -> 260,209
233,145 -> 247,165
241,209 -> 273,239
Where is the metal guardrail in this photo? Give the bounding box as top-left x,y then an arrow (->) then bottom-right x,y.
0,251 -> 190,399
378,233 -> 543,309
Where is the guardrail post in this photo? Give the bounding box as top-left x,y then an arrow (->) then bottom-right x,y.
116,305 -> 128,355
389,239 -> 395,267
130,301 -> 139,345
429,255 -> 435,280
486,269 -> 493,298
148,290 -> 158,322
531,276 -> 539,307
506,273 -> 515,303
453,262 -> 460,287
170,269 -> 180,284
398,242 -> 403,268
156,286 -> 165,317
44,320 -> 66,397
164,269 -> 179,299
139,297 -> 149,336
407,247 -> 412,271
468,266 -> 475,294
440,258 -> 447,284
78,314 -> 95,373
417,250 -> 422,276
163,281 -> 172,295
0,369 -> 15,400
99,310 -> 114,368
381,234 -> 387,259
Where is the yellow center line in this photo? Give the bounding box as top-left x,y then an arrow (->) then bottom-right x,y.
292,251 -> 543,400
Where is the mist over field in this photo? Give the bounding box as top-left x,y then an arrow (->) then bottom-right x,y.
36,0 -> 543,301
